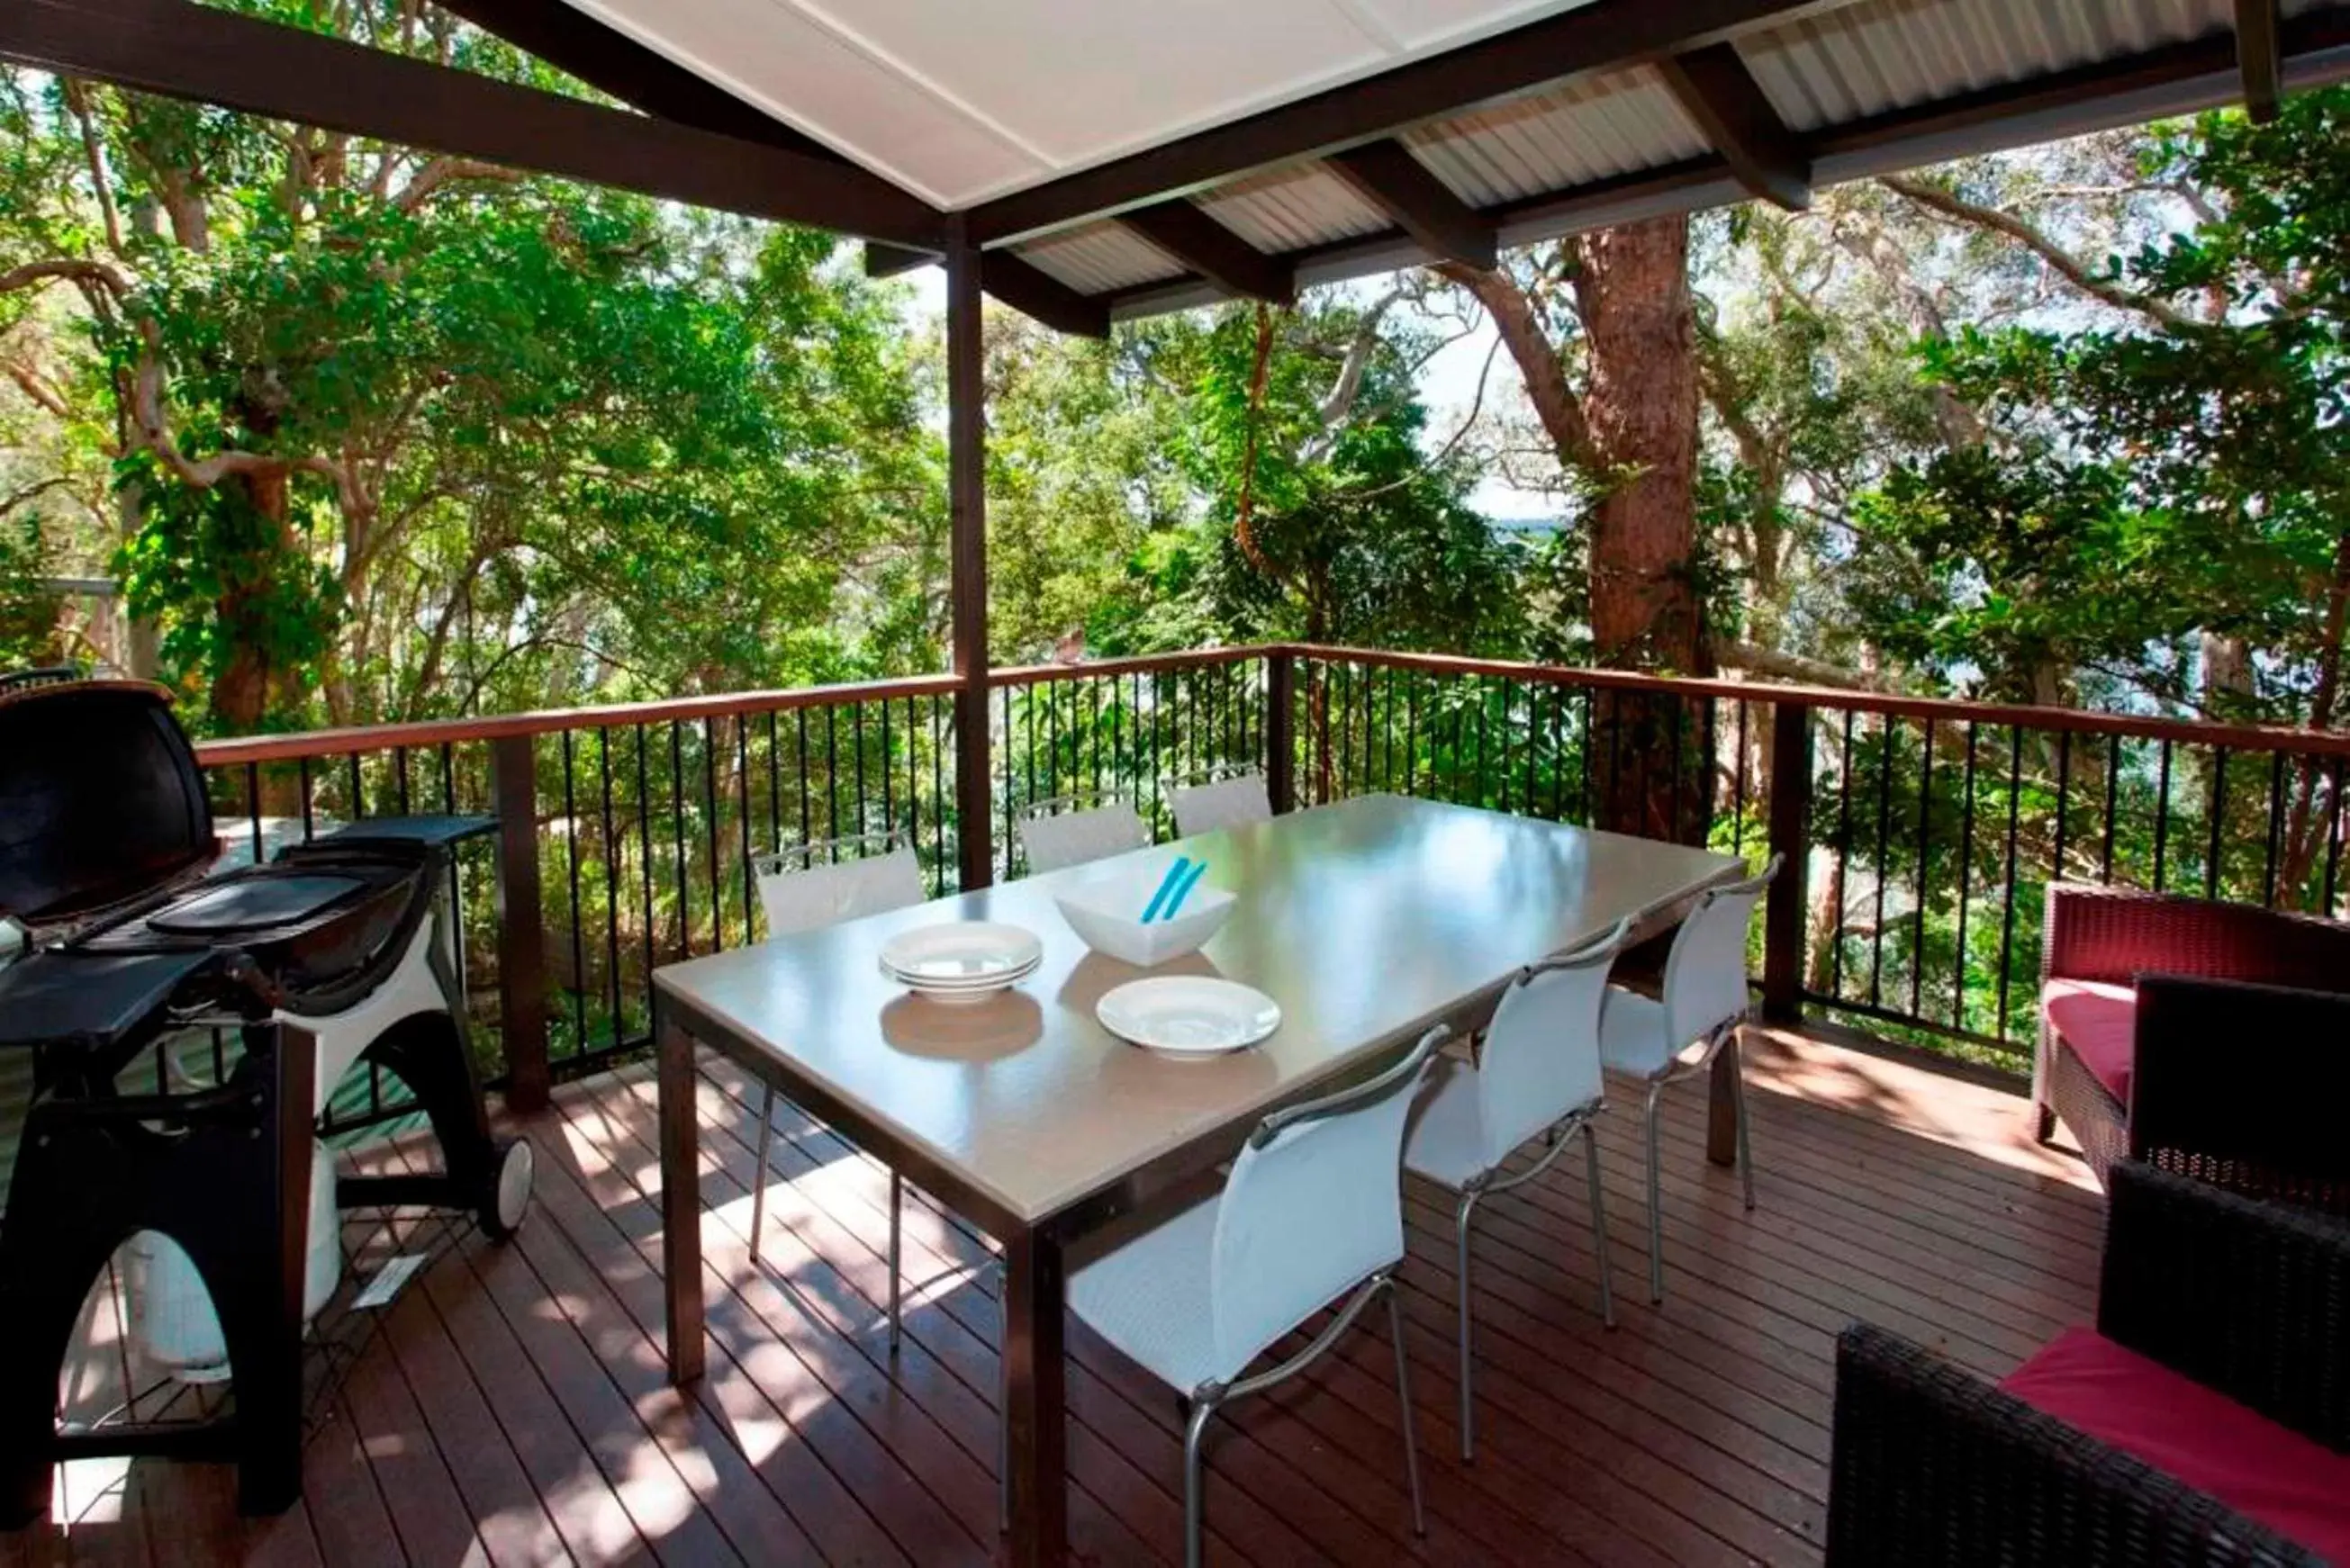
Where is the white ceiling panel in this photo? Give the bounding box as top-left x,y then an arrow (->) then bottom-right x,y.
1342,0 -> 1596,51
560,0 -> 1044,204
562,0 -> 1603,207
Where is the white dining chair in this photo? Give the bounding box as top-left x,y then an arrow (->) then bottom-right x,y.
1166,765 -> 1271,838
1014,791 -> 1149,875
1597,856 -> 1783,1303
1402,916 -> 1628,1461
1068,1025 -> 1445,1568
748,828 -> 926,1338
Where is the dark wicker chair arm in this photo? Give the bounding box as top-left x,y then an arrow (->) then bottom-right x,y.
1826,1322 -> 2317,1567
2130,976 -> 2350,1214
2041,883 -> 2350,992
2099,1159 -> 2350,1455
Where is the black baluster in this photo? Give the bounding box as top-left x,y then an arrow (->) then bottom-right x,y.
1911,718 -> 1935,1019
2152,737 -> 2174,891
1994,725 -> 2025,1043
600,727 -> 622,1050
2052,730 -> 2073,882
2206,745 -> 2231,900
2101,734 -> 2121,882
2263,749 -> 2286,907
703,717 -> 723,948
561,728 -> 586,1055
1830,707 -> 1857,1001
1868,717 -> 1896,1009
670,721 -> 691,959
1952,724 -> 1977,1033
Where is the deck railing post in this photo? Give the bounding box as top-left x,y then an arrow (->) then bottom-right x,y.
490,733 -> 550,1113
1266,649 -> 1296,814
1762,698 -> 1812,1026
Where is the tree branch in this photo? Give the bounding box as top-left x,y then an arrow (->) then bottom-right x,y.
392,157 -> 520,212
1433,260 -> 1600,475
1878,174 -> 2203,333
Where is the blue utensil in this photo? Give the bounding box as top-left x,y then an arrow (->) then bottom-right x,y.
1160,858 -> 1210,921
1140,857 -> 1191,924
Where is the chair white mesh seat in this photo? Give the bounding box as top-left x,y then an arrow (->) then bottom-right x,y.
1167,768 -> 1271,839
1067,1025 -> 1445,1568
1400,919 -> 1624,1460
1596,857 -> 1782,1303
1015,795 -> 1150,875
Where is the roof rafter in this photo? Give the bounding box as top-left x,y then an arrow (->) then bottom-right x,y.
1655,44 -> 1812,210
1325,140 -> 1496,268
431,0 -> 839,157
1089,8 -> 2350,322
1117,202 -> 1296,303
978,254 -> 1111,338
966,0 -> 1832,246
2235,0 -> 2283,122
0,0 -> 943,248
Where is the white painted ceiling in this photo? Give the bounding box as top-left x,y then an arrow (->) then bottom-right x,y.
556,0 -> 1603,207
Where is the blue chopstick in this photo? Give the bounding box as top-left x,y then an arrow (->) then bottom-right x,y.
1140,856 -> 1191,924
1160,858 -> 1210,921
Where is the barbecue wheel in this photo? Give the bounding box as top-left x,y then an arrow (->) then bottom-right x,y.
478,1137 -> 535,1240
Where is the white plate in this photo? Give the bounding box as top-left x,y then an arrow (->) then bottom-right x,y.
1096,977 -> 1281,1056
880,922 -> 1043,1000
895,956 -> 1042,1005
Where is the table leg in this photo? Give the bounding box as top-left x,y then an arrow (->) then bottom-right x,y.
1706,1037 -> 1740,1168
659,1014 -> 706,1384
1001,1227 -> 1067,1567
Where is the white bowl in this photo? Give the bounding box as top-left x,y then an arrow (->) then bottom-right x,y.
1053,870 -> 1234,969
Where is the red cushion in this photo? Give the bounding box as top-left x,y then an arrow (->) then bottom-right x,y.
2042,978 -> 2138,1104
2002,1327 -> 2350,1563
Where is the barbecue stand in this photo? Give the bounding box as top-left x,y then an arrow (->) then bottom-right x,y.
0,674 -> 533,1524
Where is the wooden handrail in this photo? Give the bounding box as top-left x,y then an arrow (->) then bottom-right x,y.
190,639 -> 2350,769
194,672 -> 963,766
1278,644 -> 2350,758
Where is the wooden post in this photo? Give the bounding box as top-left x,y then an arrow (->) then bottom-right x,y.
1761,698 -> 1812,1025
490,733 -> 549,1112
946,216 -> 994,891
1265,649 -> 1296,814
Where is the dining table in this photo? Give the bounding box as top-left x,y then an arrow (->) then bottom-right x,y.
654,791 -> 1747,1566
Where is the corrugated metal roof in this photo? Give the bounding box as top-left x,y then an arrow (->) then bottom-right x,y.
1014,221 -> 1187,293
999,0 -> 2349,315
1405,66 -> 1710,207
1194,164 -> 1394,252
1740,0 -> 2234,132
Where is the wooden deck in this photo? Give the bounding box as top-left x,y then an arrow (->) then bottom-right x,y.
4,1028 -> 2104,1567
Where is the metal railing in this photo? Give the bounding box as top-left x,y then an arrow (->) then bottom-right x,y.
192,643 -> 2350,1107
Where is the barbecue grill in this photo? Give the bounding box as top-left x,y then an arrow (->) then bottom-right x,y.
0,671 -> 533,1523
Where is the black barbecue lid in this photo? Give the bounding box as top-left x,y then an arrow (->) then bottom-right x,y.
0,679 -> 216,928
144,873 -> 366,936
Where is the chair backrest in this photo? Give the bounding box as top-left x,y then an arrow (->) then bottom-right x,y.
1168,767 -> 1271,838
1475,919 -> 1628,1168
1208,1025 -> 1443,1382
1662,856 -> 1782,1050
1015,794 -> 1149,875
755,829 -> 926,939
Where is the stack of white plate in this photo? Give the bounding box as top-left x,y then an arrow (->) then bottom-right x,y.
879,922 -> 1042,1005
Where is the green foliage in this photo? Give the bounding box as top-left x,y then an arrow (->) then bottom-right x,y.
0,512 -> 62,668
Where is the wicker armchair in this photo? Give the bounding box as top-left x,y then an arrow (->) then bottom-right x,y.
1826,1161 -> 2350,1567
2035,884 -> 2350,1189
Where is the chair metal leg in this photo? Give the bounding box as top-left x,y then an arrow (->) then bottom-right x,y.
1384,1280 -> 1427,1538
1643,1079 -> 1667,1304
887,1170 -> 903,1353
749,1086 -> 776,1265
1181,1395 -> 1216,1568
1581,1122 -> 1616,1329
1729,1032 -> 1756,1212
1453,1188 -> 1480,1462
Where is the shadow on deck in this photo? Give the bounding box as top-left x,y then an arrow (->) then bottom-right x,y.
3,1028 -> 2102,1567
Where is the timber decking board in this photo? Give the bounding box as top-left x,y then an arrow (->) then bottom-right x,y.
0,1026 -> 2101,1565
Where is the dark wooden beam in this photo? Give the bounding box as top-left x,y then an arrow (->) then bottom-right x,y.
864,242 -> 938,278
2236,0 -> 2283,122
981,255 -> 1110,338
1655,44 -> 1811,210
0,0 -> 942,248
430,0 -> 837,157
1325,139 -> 1495,268
968,0 -> 1824,244
1118,201 -> 1295,302
944,218 -> 993,892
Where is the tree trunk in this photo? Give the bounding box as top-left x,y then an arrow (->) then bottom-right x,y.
1575,218 -> 1706,841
